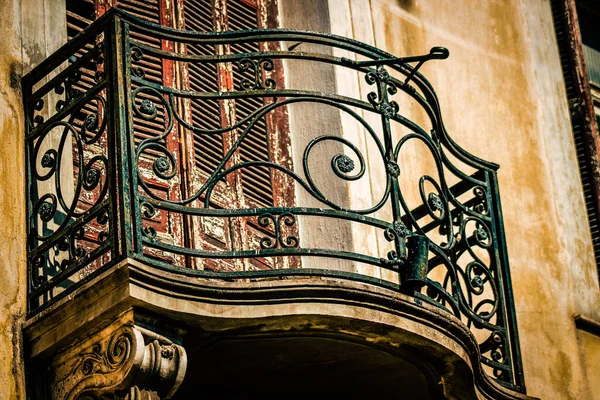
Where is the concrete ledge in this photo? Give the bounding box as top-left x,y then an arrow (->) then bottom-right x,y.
24,259 -> 535,400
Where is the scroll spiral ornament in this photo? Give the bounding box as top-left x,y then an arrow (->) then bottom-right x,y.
27,66 -> 110,299
162,95 -> 390,214
365,66 -> 399,117
140,202 -> 158,239
132,86 -> 179,201
31,91 -> 109,231
258,213 -> 299,250
53,324 -> 187,400
236,58 -> 276,90
130,46 -> 146,79
391,126 -> 510,381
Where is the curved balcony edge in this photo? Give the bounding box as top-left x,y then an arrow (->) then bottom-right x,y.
24,259 -> 535,400
23,9 -> 524,394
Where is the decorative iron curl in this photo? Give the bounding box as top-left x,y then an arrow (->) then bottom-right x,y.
141,202 -> 158,239
79,95 -> 108,145
30,112 -> 109,243
97,208 -> 110,243
304,135 -> 366,192
472,185 -> 489,215
131,86 -> 173,140
365,66 -> 399,117
130,46 -> 146,78
133,87 -> 179,195
35,193 -> 58,224
419,175 -> 447,222
236,58 -> 276,90
426,240 -> 500,330
394,132 -> 456,251
257,212 -> 299,249
171,97 -> 389,213
384,220 -> 411,241
82,156 -> 108,192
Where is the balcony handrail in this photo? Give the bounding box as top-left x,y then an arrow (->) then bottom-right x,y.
24,7 -> 498,173
23,8 -> 524,393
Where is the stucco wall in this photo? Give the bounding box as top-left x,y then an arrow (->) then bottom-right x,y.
0,0 -> 26,398
367,0 -> 600,398
1,0 -> 599,398
281,0 -> 600,398
0,0 -> 68,397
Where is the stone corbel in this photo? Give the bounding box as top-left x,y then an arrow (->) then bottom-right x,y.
51,323 -> 187,400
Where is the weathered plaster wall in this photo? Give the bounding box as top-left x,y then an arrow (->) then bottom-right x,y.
280,0 -> 600,398
2,0 -> 599,398
0,0 -> 67,397
0,0 -> 26,398
286,0 -> 600,398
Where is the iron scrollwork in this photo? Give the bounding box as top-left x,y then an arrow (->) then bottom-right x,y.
257,213 -> 299,250
24,10 -> 524,393
236,58 -> 276,90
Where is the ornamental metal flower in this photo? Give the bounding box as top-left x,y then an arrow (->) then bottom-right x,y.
386,161 -> 400,177
139,99 -> 156,115
428,192 -> 444,212
335,154 -> 355,173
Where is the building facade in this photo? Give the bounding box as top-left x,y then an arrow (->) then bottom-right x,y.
0,0 -> 599,399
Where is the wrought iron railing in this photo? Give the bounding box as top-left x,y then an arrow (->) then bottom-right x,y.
24,8 -> 524,391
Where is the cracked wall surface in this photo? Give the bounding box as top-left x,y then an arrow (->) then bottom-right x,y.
1,0 -> 599,399
0,0 -> 26,398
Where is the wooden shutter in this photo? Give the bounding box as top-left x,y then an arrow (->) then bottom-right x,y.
228,0 -> 274,207
184,1 -> 224,179
181,0 -> 237,271
67,0 -> 101,142
117,0 -> 167,147
67,0 -> 185,265
67,0 -> 95,39
226,0 -> 279,271
181,0 -> 279,271
184,0 -> 274,206
551,0 -> 600,281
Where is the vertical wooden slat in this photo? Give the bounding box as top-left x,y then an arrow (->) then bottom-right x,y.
228,0 -> 274,208
67,0 -> 186,265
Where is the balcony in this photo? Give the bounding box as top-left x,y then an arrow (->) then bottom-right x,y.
23,8 -> 527,400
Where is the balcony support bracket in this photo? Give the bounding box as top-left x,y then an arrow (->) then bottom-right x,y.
48,314 -> 187,400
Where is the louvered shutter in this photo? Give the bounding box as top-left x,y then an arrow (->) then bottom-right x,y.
182,0 -> 237,271
226,0 -> 278,270
551,0 -> 600,279
117,0 -> 167,147
184,1 -> 224,179
184,0 -> 274,207
181,0 -> 278,271
68,1 -> 167,146
228,0 -> 274,208
66,0 -> 185,265
67,0 -> 100,144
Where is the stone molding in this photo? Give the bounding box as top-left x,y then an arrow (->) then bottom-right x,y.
24,259 -> 534,400
50,318 -> 186,400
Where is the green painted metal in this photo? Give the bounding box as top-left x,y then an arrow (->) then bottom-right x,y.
22,8 -> 525,392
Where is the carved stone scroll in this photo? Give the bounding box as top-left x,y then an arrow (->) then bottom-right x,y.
50,322 -> 187,400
